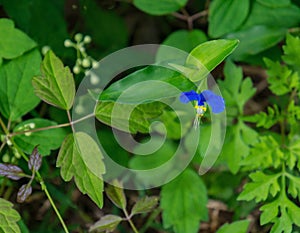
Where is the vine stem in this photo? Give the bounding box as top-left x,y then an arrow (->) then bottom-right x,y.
123,208 -> 139,233
171,9 -> 208,30
8,113 -> 95,137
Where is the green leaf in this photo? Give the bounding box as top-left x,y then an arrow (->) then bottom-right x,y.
133,0 -> 188,15
99,66 -> 195,104
0,49 -> 41,121
56,132 -> 105,208
0,198 -> 21,233
257,0 -> 291,7
241,135 -> 283,170
32,50 -> 75,110
286,172 -> 300,199
156,29 -> 207,62
208,0 -> 250,38
264,57 -> 299,95
0,18 -> 36,60
131,196 -> 159,216
1,0 -> 69,57
238,171 -> 281,202
226,25 -> 286,61
216,220 -> 250,233
244,2 -> 300,29
161,169 -> 208,233
184,39 -> 239,81
219,60 -> 256,115
89,215 -> 123,233
283,33 -> 300,73
242,105 -> 281,129
13,118 -> 67,156
221,120 -> 258,173
287,138 -> 300,170
95,101 -> 165,134
105,180 -> 127,210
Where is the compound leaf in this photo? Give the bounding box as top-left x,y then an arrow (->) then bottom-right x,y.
0,198 -> 21,233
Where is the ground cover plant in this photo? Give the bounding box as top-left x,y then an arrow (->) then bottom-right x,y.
0,0 -> 300,232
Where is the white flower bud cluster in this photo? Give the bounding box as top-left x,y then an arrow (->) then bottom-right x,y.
63,33 -> 96,74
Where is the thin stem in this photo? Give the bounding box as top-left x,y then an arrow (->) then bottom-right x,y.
123,208 -> 139,233
190,10 -> 208,21
0,140 -> 6,153
171,9 -> 208,30
171,12 -> 187,21
0,117 -> 9,134
9,113 -> 95,137
67,110 -> 75,133
139,208 -> 162,233
37,174 -> 69,233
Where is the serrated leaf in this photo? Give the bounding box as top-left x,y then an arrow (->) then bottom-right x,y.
264,57 -> 299,95
131,196 -> 159,216
105,180 -> 126,210
219,60 -> 256,115
208,0 -> 250,38
133,0 -> 188,15
241,135 -> 283,170
0,198 -> 21,233
17,184 -> 32,203
185,39 -> 239,81
0,18 -> 36,59
226,26 -> 286,61
32,50 -> 75,110
57,132 -> 105,208
13,118 -> 67,156
216,220 -> 250,233
95,101 -> 165,134
287,138 -> 300,170
238,171 -> 280,202
0,163 -> 24,180
28,146 -> 42,171
283,33 -> 300,73
0,49 -> 41,121
161,169 -> 208,233
89,215 -> 123,233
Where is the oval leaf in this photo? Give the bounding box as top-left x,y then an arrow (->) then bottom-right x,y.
0,198 -> 21,233
216,220 -> 250,233
105,180 -> 127,210
89,215 -> 123,232
133,0 -> 188,15
0,18 -> 36,59
209,0 -> 250,38
32,50 -> 75,110
0,49 -> 41,121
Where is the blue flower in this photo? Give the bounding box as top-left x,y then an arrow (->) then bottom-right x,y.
180,90 -> 225,114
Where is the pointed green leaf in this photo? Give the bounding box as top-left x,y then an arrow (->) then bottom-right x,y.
89,215 -> 123,232
131,196 -> 159,216
283,33 -> 300,73
216,220 -> 250,233
13,118 -> 67,155
185,39 -> 239,81
209,0 -> 250,38
0,49 -> 41,121
161,169 -> 208,233
32,50 -> 75,110
0,18 -> 36,59
57,132 -> 105,208
133,0 -> 188,15
0,198 -> 21,233
105,180 -> 127,210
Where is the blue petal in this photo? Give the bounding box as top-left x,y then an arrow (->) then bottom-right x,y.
179,90 -> 200,103
201,90 -> 225,113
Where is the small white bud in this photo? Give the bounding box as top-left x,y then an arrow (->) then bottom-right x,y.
92,61 -> 99,68
64,39 -> 72,47
6,138 -> 12,146
83,35 -> 92,43
90,73 -> 100,85
79,47 -> 85,53
29,123 -> 35,129
74,33 -> 83,42
73,66 -> 80,74
24,132 -> 32,136
82,58 -> 91,68
41,46 -> 50,55
2,153 -> 10,163
76,58 -> 82,65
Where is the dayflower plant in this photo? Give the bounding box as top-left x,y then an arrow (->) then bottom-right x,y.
180,90 -> 225,128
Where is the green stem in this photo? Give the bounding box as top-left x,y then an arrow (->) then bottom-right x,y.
123,208 -> 139,233
139,208 -> 162,233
